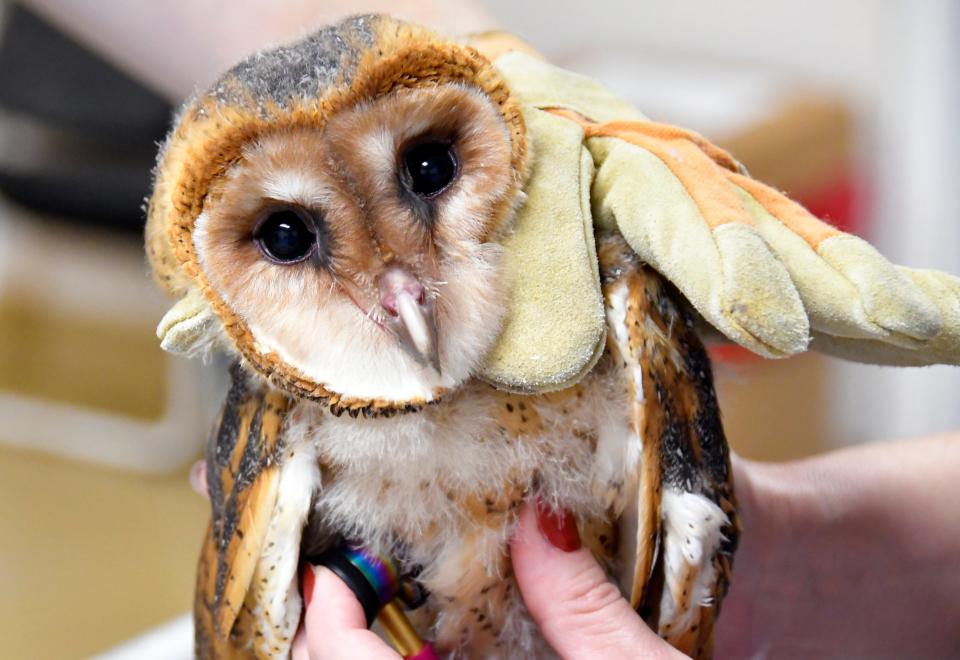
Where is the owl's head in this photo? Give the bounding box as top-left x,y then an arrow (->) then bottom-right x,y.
147,15 -> 527,413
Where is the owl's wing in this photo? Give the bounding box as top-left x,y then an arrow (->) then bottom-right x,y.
599,235 -> 739,659
194,364 -> 293,658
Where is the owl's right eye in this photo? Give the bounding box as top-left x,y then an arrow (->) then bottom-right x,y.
253,209 -> 317,264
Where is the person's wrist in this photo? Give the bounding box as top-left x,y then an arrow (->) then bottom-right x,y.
715,454 -> 823,656
731,453 -> 827,550
723,454 -> 833,607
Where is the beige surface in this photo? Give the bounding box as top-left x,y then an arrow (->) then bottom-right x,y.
0,294 -> 166,420
717,351 -> 834,461
0,447 -> 207,659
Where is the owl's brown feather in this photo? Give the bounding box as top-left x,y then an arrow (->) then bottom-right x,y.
195,365 -> 292,658
599,251 -> 664,611
598,235 -> 739,658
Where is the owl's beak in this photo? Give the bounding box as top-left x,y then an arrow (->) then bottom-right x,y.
379,268 -> 441,375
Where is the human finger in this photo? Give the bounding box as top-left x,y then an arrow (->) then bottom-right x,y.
510,500 -> 685,659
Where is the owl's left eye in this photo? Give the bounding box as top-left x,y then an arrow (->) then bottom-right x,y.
401,140 -> 458,198
253,208 -> 317,264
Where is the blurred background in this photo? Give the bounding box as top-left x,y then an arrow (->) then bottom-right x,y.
0,0 -> 956,657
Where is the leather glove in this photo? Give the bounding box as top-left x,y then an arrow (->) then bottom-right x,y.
470,34 -> 960,394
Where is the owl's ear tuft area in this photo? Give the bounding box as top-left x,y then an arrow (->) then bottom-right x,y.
157,288 -> 224,359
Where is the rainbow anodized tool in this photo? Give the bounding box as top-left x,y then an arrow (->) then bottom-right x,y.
314,544 -> 439,660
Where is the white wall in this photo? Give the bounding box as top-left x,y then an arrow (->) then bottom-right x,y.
836,0 -> 960,442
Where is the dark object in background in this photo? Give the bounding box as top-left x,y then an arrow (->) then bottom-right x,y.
0,4 -> 173,231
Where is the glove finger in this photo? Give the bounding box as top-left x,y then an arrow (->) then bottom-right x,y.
731,173 -> 942,347
817,235 -> 942,342
732,185 -> 891,341
898,268 -> 959,360
588,135 -> 808,358
810,269 -> 960,365
481,107 -> 607,391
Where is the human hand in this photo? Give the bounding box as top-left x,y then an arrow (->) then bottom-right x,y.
716,435 -> 960,659
289,498 -> 684,659
514,436 -> 960,660
292,563 -> 402,660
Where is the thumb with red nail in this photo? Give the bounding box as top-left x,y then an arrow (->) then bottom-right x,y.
511,499 -> 687,659
293,564 -> 400,660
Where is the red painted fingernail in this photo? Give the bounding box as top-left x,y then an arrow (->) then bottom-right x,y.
302,565 -> 316,608
536,497 -> 581,552
406,641 -> 440,660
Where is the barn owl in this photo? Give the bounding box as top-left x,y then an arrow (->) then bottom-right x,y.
146,14 -> 960,659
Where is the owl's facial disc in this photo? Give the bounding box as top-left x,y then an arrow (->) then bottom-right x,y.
193,83 -> 517,408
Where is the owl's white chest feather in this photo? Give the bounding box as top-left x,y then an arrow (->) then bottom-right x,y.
277,366 -> 641,655
257,357 -> 727,657
289,364 -> 635,569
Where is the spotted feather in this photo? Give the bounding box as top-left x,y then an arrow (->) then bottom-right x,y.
598,234 -> 740,659
195,364 -> 293,658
